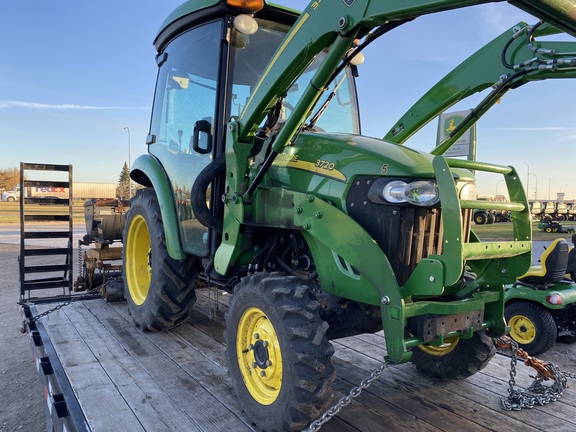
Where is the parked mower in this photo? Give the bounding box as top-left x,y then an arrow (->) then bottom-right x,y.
537,217 -> 575,234
504,238 -> 576,354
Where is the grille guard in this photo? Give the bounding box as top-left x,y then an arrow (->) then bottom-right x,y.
403,156 -> 532,298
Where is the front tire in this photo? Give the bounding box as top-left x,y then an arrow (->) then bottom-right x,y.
123,188 -> 199,331
411,331 -> 496,379
505,301 -> 557,355
225,272 -> 335,432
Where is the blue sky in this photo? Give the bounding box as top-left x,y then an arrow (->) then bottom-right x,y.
1,0 -> 574,199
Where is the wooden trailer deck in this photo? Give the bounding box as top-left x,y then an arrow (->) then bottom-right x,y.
32,287 -> 576,432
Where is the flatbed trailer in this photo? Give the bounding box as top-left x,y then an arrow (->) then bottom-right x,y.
20,287 -> 576,432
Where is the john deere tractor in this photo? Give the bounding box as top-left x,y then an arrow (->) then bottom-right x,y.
123,1 -> 576,430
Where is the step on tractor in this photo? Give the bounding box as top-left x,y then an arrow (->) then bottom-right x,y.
122,1 -> 576,430
505,238 -> 576,354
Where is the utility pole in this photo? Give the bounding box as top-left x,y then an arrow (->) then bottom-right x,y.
124,127 -> 132,199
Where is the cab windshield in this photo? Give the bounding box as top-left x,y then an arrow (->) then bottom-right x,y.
230,18 -> 360,134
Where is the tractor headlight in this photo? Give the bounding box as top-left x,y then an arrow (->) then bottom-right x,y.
405,181 -> 440,207
380,180 -> 439,207
382,181 -> 407,204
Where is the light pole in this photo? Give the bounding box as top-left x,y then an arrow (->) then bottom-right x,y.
124,127 -> 132,199
495,180 -> 504,198
524,162 -> 530,201
560,184 -> 568,203
528,173 -> 538,200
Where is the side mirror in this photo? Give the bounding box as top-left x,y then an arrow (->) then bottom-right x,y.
192,120 -> 212,154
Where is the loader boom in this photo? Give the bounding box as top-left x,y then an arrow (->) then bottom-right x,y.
384,21 -> 576,148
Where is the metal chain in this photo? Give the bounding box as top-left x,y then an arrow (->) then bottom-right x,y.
20,277 -> 120,333
499,337 -> 574,410
302,360 -> 389,432
77,241 -> 83,283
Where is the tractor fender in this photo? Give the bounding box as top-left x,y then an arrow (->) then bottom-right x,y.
130,154 -> 186,260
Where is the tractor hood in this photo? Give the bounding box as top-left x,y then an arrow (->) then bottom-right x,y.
268,132 -> 473,194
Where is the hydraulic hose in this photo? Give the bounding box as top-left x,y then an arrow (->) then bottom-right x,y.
190,153 -> 226,233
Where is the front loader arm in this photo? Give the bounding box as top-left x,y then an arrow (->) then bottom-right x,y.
384,22 -> 576,147
513,0 -> 576,37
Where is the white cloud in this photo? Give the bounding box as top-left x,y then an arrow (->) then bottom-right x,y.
0,100 -> 149,110
480,3 -> 536,33
497,127 -> 576,131
496,126 -> 576,141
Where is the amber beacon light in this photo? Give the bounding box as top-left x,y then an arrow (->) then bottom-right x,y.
227,0 -> 264,12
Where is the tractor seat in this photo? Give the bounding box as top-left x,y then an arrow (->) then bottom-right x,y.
567,246 -> 576,278
518,238 -> 569,285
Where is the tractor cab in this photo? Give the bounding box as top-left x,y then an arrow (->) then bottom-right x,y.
134,2 -> 359,259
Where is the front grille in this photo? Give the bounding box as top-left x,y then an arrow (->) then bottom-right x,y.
346,176 -> 470,286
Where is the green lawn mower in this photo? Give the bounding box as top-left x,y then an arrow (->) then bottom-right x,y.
537,218 -> 575,234
504,237 -> 576,355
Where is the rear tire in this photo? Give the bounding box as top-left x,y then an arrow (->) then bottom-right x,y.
411,331 -> 496,379
505,301 -> 557,355
225,272 -> 335,431
123,188 -> 198,331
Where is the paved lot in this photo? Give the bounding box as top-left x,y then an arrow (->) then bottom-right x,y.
0,224 -> 86,247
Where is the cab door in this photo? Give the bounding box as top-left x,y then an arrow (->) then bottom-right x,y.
148,21 -> 223,257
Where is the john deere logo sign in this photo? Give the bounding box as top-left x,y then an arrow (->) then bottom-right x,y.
436,109 -> 476,158
443,114 -> 464,138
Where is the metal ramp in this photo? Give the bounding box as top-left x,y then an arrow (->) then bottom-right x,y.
18,163 -> 74,304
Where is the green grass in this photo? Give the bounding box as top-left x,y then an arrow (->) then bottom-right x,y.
0,201 -> 86,224
473,221 -> 576,241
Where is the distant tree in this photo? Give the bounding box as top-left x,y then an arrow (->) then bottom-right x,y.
0,167 -> 20,191
117,162 -> 131,200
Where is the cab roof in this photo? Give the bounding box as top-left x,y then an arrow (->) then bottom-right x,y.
154,0 -> 300,51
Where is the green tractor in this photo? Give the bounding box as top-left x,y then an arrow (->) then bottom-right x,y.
122,1 -> 576,430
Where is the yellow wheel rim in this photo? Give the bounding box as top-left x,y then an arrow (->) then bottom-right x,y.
236,307 -> 283,405
508,314 -> 536,344
125,214 -> 152,306
418,336 -> 460,356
